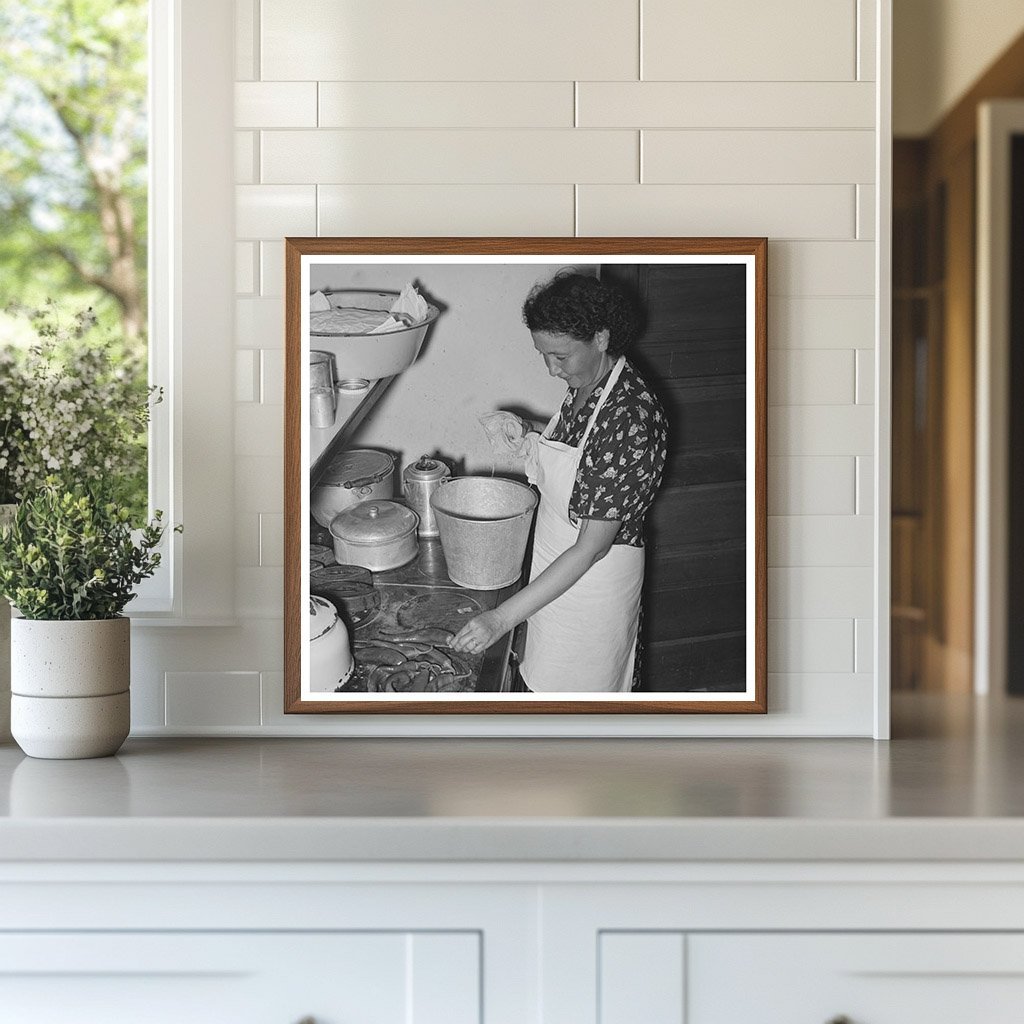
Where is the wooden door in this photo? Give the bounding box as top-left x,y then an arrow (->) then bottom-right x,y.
603,263 -> 748,692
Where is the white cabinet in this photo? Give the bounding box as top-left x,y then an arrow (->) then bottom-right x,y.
0,932 -> 480,1024
4,862 -> 1024,1023
688,934 -> 1024,1024
594,933 -> 1024,1024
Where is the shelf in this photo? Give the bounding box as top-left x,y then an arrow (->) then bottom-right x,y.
310,376 -> 395,487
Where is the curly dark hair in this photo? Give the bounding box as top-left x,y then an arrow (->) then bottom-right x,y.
522,271 -> 641,357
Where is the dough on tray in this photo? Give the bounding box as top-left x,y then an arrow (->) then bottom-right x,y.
309,306 -> 407,335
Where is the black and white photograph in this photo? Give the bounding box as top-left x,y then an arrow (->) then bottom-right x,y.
284,238 -> 766,714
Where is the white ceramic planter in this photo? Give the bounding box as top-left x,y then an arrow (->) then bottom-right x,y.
10,617 -> 130,759
11,692 -> 130,760
11,617 -> 130,698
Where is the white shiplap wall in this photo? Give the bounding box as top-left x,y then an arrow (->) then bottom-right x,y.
134,0 -> 886,737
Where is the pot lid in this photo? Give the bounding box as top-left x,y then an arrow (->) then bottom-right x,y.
318,448 -> 394,490
329,499 -> 418,546
404,454 -> 449,482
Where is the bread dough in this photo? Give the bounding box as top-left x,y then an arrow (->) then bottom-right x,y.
310,306 -> 392,335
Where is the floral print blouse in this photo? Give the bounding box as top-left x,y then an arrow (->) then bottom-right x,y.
547,359 -> 668,547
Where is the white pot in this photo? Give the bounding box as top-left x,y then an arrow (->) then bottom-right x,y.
11,692 -> 130,760
10,616 -> 130,759
11,617 -> 130,698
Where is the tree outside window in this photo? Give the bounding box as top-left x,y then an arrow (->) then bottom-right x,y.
0,0 -> 149,517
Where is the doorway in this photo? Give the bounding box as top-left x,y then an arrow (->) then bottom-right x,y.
890,25 -> 1024,695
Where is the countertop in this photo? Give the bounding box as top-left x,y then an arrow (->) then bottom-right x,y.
2,692 -> 1024,862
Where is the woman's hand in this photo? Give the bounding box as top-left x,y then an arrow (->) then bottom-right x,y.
451,609 -> 510,655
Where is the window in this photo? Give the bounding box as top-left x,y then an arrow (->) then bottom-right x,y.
1,0 -> 236,621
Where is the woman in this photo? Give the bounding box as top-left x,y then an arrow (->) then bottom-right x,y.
451,271 -> 668,692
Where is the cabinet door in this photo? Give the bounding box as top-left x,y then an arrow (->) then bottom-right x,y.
689,933 -> 1024,1024
0,932 -> 480,1024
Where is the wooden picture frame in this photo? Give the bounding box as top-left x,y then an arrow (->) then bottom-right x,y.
284,238 -> 767,714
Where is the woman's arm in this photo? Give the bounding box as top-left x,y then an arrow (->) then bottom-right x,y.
450,517 -> 621,653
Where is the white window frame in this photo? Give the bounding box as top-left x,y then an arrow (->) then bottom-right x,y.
128,0 -> 235,624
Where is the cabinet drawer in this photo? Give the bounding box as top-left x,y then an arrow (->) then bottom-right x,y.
0,932 -> 480,1024
688,933 -> 1024,1024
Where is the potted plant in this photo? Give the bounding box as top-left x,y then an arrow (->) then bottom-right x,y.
0,301 -> 165,757
0,479 -> 170,758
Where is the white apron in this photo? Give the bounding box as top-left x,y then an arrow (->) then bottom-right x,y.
521,357 -> 644,693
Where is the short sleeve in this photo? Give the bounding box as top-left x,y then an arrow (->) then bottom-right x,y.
569,368 -> 667,545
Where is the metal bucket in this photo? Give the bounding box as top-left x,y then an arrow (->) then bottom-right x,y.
430,478 -> 538,591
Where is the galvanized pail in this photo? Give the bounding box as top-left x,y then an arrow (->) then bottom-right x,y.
430,478 -> 538,591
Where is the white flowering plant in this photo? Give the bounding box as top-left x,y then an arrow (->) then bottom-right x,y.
0,301 -> 156,519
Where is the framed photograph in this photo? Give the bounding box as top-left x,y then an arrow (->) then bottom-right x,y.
284,238 -> 766,714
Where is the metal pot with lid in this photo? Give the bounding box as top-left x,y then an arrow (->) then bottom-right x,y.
311,448 -> 395,528
329,499 -> 419,572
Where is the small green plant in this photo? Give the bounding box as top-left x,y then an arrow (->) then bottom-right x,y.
0,478 -> 174,620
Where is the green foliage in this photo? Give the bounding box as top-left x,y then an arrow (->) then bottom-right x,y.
0,0 -> 148,346
0,477 -> 173,620
0,300 -> 155,517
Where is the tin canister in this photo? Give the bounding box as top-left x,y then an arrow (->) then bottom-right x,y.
402,454 -> 451,538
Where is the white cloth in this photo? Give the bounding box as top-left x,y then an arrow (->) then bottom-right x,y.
478,411 -> 539,462
520,357 -> 644,693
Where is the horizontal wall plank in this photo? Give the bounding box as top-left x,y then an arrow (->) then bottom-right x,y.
855,618 -> 873,673
768,241 -> 874,296
578,82 -> 874,129
769,350 -> 856,406
235,567 -> 284,618
768,515 -> 874,567
578,184 -> 855,238
764,672 -> 873,731
260,349 -> 285,404
768,457 -> 856,515
859,0 -> 878,82
856,455 -> 875,515
769,405 -> 874,455
235,403 -> 283,458
648,542 -> 746,590
770,297 -> 875,349
235,349 -> 259,403
645,634 -> 746,692
646,579 -> 746,638
235,184 -> 316,237
857,182 -> 876,239
768,619 -> 855,673
235,82 -> 317,128
259,513 -> 284,567
642,0 -> 857,81
235,241 -> 255,294
235,298 -> 285,350
319,82 -> 574,128
165,672 -> 262,728
235,0 -> 257,81
649,483 -> 745,553
235,511 -> 260,567
261,130 -> 638,184
235,131 -> 256,184
235,455 -> 283,512
770,567 -> 873,619
643,130 -> 874,185
318,184 -> 575,236
261,0 -> 638,81
856,349 -> 875,404
260,241 -> 285,298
